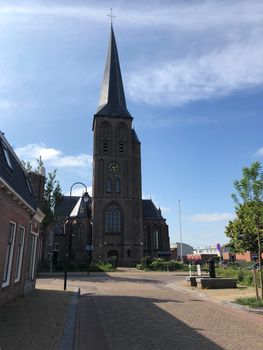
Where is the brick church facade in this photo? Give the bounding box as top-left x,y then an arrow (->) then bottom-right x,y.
47,25 -> 170,267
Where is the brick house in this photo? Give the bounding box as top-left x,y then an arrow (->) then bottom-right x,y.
0,132 -> 45,305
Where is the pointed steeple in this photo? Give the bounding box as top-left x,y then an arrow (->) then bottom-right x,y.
95,25 -> 132,119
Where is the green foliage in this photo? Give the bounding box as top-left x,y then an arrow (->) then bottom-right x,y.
21,160 -> 32,171
66,262 -> 115,272
225,162 -> 263,297
136,264 -> 144,270
42,169 -> 62,228
225,161 -> 263,253
237,269 -> 245,282
21,156 -> 63,228
137,258 -> 185,271
216,267 -> 258,286
95,263 -> 116,272
235,297 -> 263,308
35,156 -> 44,172
225,202 -> 263,252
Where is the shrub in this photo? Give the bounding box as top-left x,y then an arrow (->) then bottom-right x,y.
235,297 -> 263,308
237,269 -> 245,282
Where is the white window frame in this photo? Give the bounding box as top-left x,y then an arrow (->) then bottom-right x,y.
2,221 -> 16,287
28,232 -> 37,281
3,144 -> 13,169
14,226 -> 25,283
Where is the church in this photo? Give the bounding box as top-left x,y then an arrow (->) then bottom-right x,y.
45,25 -> 170,267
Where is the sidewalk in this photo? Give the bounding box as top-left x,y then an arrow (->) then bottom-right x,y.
0,287 -> 71,350
170,276 -> 263,315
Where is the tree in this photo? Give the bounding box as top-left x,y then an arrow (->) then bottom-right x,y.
22,157 -> 62,228
21,160 -> 32,172
225,162 -> 263,298
42,169 -> 62,228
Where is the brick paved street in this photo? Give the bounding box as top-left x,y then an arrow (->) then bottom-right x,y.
38,271 -> 263,350
1,271 -> 263,350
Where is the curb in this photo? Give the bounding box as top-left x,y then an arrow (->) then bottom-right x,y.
58,288 -> 79,350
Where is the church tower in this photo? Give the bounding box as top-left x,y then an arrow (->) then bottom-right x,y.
92,25 -> 144,265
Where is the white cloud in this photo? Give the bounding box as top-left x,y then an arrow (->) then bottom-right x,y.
0,1 -> 263,30
160,206 -> 171,213
191,212 -> 235,222
255,147 -> 263,156
127,36 -> 263,106
15,143 -> 92,169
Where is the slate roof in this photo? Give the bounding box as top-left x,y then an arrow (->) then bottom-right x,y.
95,25 -> 132,120
132,129 -> 141,144
0,131 -> 37,211
49,222 -> 64,236
55,196 -> 80,217
142,199 -> 165,220
55,195 -> 92,218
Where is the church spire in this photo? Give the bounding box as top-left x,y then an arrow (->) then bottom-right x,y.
96,25 -> 132,119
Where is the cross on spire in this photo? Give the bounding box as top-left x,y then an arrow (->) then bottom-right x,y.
107,8 -> 116,24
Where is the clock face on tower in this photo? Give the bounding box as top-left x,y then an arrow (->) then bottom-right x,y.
107,161 -> 119,174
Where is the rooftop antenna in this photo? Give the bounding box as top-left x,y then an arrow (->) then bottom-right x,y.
107,8 -> 116,25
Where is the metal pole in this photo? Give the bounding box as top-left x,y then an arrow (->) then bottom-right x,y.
178,200 -> 183,263
64,182 -> 88,291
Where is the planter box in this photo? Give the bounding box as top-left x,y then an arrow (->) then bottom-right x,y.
196,277 -> 237,289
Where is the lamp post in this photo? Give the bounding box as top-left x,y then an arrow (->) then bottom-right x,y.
178,200 -> 183,263
64,182 -> 90,291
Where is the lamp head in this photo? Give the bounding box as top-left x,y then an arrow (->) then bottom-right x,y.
83,191 -> 90,203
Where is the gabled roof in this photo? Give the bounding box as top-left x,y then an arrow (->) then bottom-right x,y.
55,196 -> 80,217
55,195 -> 92,218
95,25 -> 132,120
70,196 -> 92,218
142,199 -> 165,220
0,131 -> 37,211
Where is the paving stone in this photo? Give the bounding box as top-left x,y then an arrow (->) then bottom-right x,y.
0,288 -> 71,350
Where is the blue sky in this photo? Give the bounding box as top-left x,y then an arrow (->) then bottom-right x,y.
1,0 -> 263,248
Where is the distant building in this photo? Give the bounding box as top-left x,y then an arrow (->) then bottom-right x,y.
0,132 -> 45,305
194,246 -> 220,257
170,242 -> 193,260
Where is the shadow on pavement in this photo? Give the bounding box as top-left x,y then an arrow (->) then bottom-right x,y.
38,273 -> 167,286
75,294 -> 224,350
0,289 -> 71,350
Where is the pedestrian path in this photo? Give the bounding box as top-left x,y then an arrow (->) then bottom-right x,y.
0,288 -> 71,350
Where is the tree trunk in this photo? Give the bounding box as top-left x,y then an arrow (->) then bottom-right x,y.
257,231 -> 263,299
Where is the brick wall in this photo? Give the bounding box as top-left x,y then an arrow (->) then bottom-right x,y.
0,188 -> 32,305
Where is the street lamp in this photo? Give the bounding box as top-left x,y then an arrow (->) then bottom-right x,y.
178,200 -> 183,263
64,182 -> 90,291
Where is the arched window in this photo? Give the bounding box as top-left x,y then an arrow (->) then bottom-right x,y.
104,205 -> 121,233
77,223 -> 85,250
115,178 -> 120,193
101,121 -> 112,154
116,122 -> 128,154
154,227 -> 159,250
106,178 -> 112,193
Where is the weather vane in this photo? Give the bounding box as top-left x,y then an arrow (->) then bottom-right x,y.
107,8 -> 116,24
